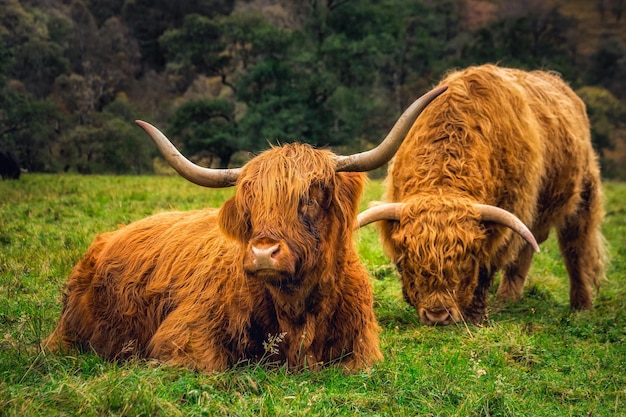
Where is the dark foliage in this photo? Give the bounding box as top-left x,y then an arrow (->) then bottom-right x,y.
0,151 -> 21,180
0,0 -> 624,176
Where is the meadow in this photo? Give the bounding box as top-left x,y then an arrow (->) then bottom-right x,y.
0,174 -> 624,416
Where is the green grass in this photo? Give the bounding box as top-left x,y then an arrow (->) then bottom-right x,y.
1,174 -> 625,416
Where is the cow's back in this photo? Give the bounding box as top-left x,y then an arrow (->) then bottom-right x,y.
386,64 -> 596,228
517,69 -> 600,223
49,208 -> 239,359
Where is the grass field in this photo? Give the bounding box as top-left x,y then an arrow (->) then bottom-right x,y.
1,174 -> 624,416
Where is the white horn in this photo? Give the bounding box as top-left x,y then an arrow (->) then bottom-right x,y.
135,120 -> 241,188
476,204 -> 540,253
356,203 -> 404,228
335,85 -> 447,172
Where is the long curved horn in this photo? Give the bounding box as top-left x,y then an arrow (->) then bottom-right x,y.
135,120 -> 241,188
357,202 -> 541,253
475,204 -> 540,253
356,203 -> 404,228
335,85 -> 447,172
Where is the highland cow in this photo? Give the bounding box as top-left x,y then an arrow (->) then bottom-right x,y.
358,65 -> 606,325
45,87 -> 447,371
0,151 -> 21,180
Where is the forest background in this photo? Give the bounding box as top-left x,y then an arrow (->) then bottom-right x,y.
1,0 -> 625,178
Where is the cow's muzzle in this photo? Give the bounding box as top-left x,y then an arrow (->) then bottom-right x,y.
418,306 -> 460,326
243,238 -> 296,278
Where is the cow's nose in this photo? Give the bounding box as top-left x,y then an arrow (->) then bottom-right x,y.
251,243 -> 281,270
244,237 -> 296,276
423,309 -> 451,325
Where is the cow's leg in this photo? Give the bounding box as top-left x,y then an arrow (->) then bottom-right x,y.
557,179 -> 606,310
463,266 -> 495,324
496,245 -> 534,301
340,302 -> 383,370
497,228 -> 549,301
42,322 -> 71,352
148,310 -> 232,372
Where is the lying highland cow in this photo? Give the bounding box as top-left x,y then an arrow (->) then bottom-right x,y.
45,87 -> 447,371
358,65 -> 606,325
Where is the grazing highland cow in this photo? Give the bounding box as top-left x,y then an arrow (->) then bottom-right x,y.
45,87 -> 447,371
358,64 -> 606,325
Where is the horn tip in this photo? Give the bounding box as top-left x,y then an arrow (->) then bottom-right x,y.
431,85 -> 448,96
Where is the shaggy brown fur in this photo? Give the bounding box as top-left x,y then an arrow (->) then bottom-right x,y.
45,144 -> 382,371
378,64 -> 606,325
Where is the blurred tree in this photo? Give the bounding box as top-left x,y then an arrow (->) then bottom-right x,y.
0,90 -> 60,172
163,11 -> 346,156
576,86 -> 625,155
96,116 -> 153,174
159,13 -> 229,92
85,0 -> 125,26
106,98 -> 155,174
302,0 -> 463,146
0,33 -> 60,171
577,86 -> 626,178
162,1 -> 466,160
0,38 -> 12,86
234,17 -> 343,148
0,0 -> 623,176
588,35 -> 626,98
169,98 -> 241,168
63,2 -> 140,111
461,1 -> 578,78
11,39 -> 68,98
122,0 -> 235,70
1,0 -> 71,98
57,97 -> 152,174
300,0 -> 464,147
0,0 -> 42,48
219,12 -> 269,73
609,0 -> 625,22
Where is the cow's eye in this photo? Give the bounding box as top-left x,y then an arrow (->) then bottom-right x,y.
300,197 -> 320,216
301,183 -> 330,218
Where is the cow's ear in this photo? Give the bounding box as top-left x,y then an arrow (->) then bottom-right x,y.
218,197 -> 249,242
332,172 -> 366,232
335,172 -> 366,214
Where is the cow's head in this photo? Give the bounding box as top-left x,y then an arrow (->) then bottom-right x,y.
219,144 -> 365,288
358,195 -> 539,325
135,86 -> 447,288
